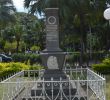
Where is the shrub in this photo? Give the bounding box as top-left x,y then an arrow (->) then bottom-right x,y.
0,62 -> 43,78
12,53 -> 26,62
20,42 -> 26,52
4,42 -> 16,53
0,62 -> 30,78
91,51 -> 105,61
66,52 -> 88,66
12,53 -> 41,64
30,45 -> 40,52
102,58 -> 110,65
29,63 -> 44,70
29,54 -> 41,64
66,52 -> 80,65
92,58 -> 110,74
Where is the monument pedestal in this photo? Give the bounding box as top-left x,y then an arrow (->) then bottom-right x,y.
30,70 -> 77,99
42,69 -> 67,80
40,52 -> 66,70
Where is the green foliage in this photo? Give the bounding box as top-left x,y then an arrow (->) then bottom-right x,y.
29,54 -> 41,64
92,58 -> 110,74
2,27 -> 15,43
66,51 -> 105,66
12,53 -> 41,64
12,53 -> 26,62
4,42 -> 16,53
0,0 -> 16,26
0,38 -> 5,50
66,52 -> 80,65
87,33 -> 100,50
91,51 -> 105,61
0,62 -> 30,78
30,45 -> 40,52
24,0 -> 108,52
20,42 -> 26,52
0,49 -> 3,53
29,63 -> 43,70
0,62 -> 43,78
103,58 -> 110,65
66,52 -> 89,65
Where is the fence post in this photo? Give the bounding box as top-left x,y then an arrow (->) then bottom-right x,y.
42,78 -> 45,100
60,77 -> 63,100
70,67 -> 72,79
87,80 -> 89,100
69,77 -> 71,100
51,77 -> 53,100
77,77 -> 80,99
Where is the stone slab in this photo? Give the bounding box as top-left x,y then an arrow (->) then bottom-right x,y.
42,69 -> 67,80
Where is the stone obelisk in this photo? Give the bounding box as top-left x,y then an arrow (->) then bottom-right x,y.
41,8 -> 66,80
31,8 -> 76,98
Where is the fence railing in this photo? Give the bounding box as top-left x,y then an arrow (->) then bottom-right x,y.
0,68 -> 106,100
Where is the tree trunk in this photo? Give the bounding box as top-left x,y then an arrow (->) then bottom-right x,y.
16,40 -> 20,53
79,14 -> 86,66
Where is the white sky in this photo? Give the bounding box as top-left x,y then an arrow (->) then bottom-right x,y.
12,0 -> 42,18
12,0 -> 28,12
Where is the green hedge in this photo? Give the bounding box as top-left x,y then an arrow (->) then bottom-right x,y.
0,62 -> 30,78
66,52 -> 80,65
0,62 -> 43,78
66,51 -> 106,66
12,53 -> 41,64
66,52 -> 90,65
92,58 -> 110,74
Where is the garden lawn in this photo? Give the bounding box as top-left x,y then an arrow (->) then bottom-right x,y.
106,75 -> 110,100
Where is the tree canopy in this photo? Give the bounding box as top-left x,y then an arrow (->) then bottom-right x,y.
0,0 -> 16,27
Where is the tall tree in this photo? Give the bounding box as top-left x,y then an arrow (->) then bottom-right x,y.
0,0 -> 16,27
24,0 -> 108,64
14,24 -> 24,53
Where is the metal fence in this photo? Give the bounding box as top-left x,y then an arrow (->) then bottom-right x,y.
0,68 -> 106,100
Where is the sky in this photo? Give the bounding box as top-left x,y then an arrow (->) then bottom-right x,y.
12,0 -> 43,18
12,0 -> 28,12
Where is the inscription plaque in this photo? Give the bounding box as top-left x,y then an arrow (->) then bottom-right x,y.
47,16 -> 56,24
45,8 -> 61,51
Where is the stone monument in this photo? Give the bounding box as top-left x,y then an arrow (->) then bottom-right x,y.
30,8 -> 76,99
41,8 -> 66,80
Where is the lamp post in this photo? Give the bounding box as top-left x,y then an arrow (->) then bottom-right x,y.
104,8 -> 110,24
104,8 -> 110,52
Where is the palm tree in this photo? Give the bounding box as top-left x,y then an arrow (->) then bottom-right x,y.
14,24 -> 24,53
24,0 -> 71,19
0,0 -> 16,27
24,0 -> 107,65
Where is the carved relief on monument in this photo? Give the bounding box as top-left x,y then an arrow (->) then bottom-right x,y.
47,56 -> 58,69
47,16 -> 56,25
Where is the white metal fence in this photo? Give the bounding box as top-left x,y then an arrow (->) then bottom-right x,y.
0,68 -> 106,100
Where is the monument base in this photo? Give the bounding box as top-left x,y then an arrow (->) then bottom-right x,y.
29,69 -> 77,99
42,69 -> 67,80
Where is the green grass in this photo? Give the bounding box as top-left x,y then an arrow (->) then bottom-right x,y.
0,76 -> 37,100
0,84 -> 3,100
106,75 -> 110,100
